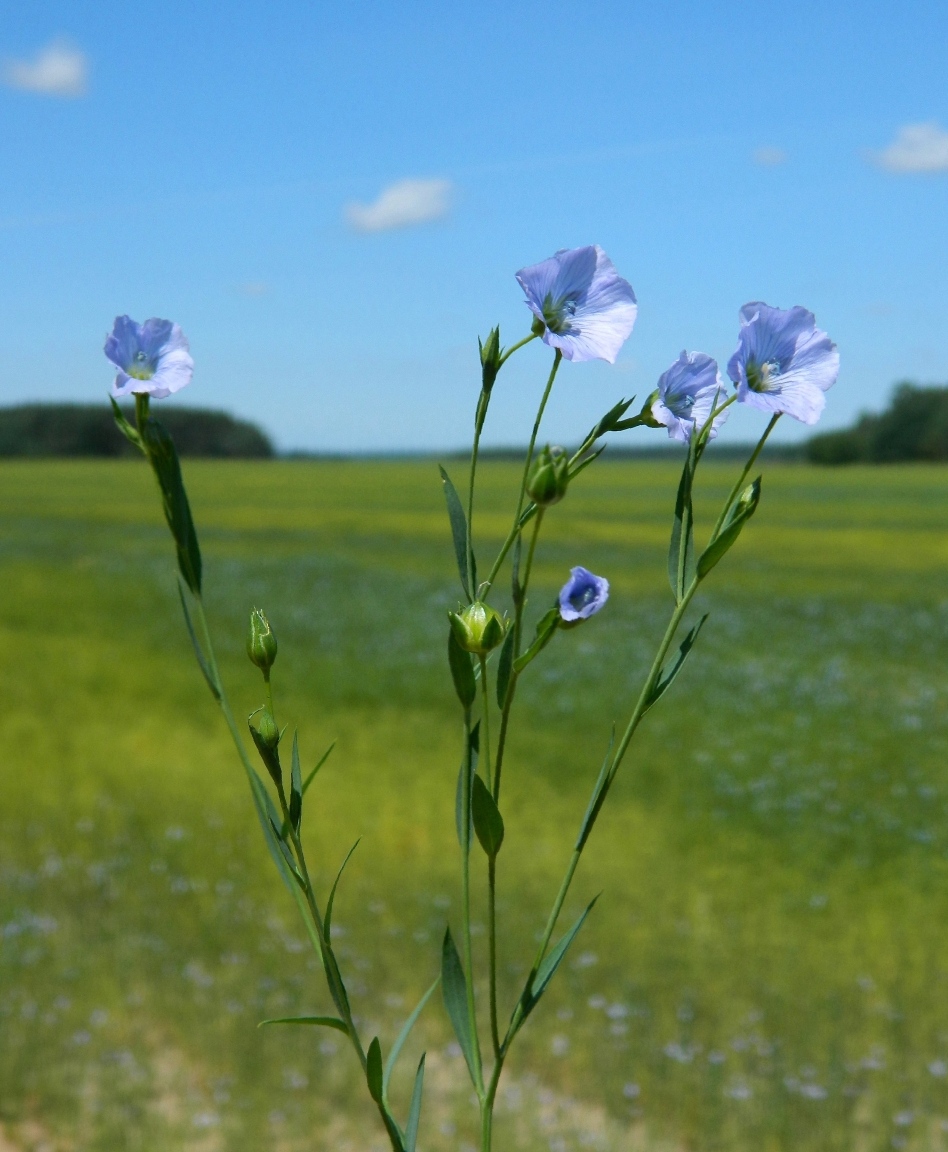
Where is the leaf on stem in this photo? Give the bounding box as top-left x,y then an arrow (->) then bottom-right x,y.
441,927 -> 480,1087
175,577 -> 220,700
515,896 -> 600,1032
575,728 -> 615,852
140,417 -> 202,595
289,731 -> 303,833
302,741 -> 336,798
448,629 -> 476,709
258,1015 -> 348,1033
495,627 -> 515,708
110,396 -> 144,451
325,839 -> 361,941
383,977 -> 440,1101
366,1036 -> 385,1104
643,615 -> 709,716
513,606 -> 560,674
696,476 -> 762,579
439,465 -> 475,600
405,1054 -> 426,1152
471,774 -> 504,857
246,768 -> 303,899
567,444 -> 606,483
668,440 -> 697,603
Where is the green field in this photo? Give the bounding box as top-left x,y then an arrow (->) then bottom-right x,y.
2,457 -> 948,1152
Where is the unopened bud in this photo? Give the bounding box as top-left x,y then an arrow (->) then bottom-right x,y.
526,445 -> 569,507
448,601 -> 506,656
247,608 -> 278,673
479,326 -> 502,394
249,708 -> 281,785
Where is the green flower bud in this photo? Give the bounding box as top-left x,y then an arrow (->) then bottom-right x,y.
526,445 -> 569,507
248,708 -> 281,785
448,601 -> 506,656
479,326 -> 502,394
250,707 -> 280,750
247,607 -> 278,673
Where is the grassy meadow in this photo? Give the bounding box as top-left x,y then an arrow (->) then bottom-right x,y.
2,456 -> 948,1152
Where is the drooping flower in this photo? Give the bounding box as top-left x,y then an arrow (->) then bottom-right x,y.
515,246 -> 637,363
650,351 -> 729,443
558,567 -> 610,623
105,315 -> 193,399
727,302 -> 838,425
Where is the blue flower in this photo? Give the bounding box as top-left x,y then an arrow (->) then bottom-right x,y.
651,351 -> 729,443
727,302 -> 838,425
558,566 -> 610,623
105,316 -> 193,399
515,246 -> 637,364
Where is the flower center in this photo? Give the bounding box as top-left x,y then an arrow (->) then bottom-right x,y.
569,583 -> 597,611
542,292 -> 579,334
746,359 -> 781,393
667,390 -> 696,416
127,349 -> 155,381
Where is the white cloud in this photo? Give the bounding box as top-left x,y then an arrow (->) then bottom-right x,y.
2,40 -> 88,98
345,178 -> 452,233
753,146 -> 787,167
873,122 -> 948,173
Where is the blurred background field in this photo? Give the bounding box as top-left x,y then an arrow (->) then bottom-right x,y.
2,456 -> 948,1152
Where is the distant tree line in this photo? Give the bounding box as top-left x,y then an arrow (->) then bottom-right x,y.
0,403 -> 273,458
807,383 -> 948,464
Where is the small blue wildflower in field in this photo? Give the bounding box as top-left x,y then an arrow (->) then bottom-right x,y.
515,245 -> 637,363
728,302 -> 839,425
651,350 -> 729,443
105,315 -> 194,399
558,567 -> 610,622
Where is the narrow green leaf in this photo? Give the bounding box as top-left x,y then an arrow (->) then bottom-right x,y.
643,615 -> 709,716
471,773 -> 504,857
448,629 -> 476,709
512,606 -> 560,674
325,839 -> 361,941
441,928 -> 479,1087
302,741 -> 335,798
246,769 -> 298,898
366,1037 -> 384,1104
696,476 -> 762,579
495,627 -> 515,708
567,443 -> 606,482
668,442 -> 697,603
141,417 -> 202,594
176,577 -> 220,700
439,465 -> 473,600
289,732 -> 303,833
109,396 -> 143,451
383,977 -> 440,1099
258,1015 -> 347,1033
584,396 -> 636,443
516,896 -> 599,1032
404,1054 -> 426,1152
575,729 -> 615,852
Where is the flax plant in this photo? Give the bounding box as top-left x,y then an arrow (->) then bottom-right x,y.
103,250 -> 837,1151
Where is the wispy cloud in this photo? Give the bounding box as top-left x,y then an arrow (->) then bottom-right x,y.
872,122 -> 948,173
345,178 -> 452,233
753,146 -> 787,167
2,40 -> 88,98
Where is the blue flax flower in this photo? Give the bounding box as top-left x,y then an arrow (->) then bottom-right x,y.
516,246 -> 637,364
558,566 -> 610,623
105,316 -> 193,399
727,302 -> 838,425
651,351 -> 729,443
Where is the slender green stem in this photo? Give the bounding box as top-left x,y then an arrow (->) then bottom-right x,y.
487,855 -> 500,1061
514,350 -> 561,527
478,656 -> 493,792
460,708 -> 486,1098
498,331 -> 537,367
467,409 -> 485,598
709,413 -> 780,542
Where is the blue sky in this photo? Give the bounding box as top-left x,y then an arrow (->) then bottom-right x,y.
1,0 -> 947,452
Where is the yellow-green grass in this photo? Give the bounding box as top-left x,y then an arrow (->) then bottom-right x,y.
2,458 -> 948,1152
